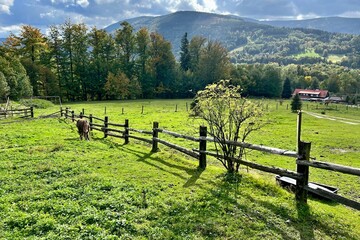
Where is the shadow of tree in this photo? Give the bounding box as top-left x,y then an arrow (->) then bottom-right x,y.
88,137 -> 357,239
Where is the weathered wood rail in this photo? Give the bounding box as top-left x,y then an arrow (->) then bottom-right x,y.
61,108 -> 360,210
0,107 -> 34,119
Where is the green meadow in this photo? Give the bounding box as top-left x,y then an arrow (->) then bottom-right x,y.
0,99 -> 359,239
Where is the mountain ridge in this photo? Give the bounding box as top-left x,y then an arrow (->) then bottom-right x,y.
105,11 -> 360,65
261,16 -> 360,35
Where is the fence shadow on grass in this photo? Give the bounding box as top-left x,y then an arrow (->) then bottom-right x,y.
116,145 -> 197,182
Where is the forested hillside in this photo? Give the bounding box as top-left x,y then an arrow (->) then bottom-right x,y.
107,11 -> 360,67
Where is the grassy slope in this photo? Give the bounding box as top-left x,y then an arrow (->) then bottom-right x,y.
293,49 -> 321,59
0,99 -> 359,239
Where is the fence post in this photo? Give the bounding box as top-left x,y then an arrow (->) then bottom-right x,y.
30,107 -> 34,118
71,111 -> 75,122
295,110 -> 310,203
65,108 -> 69,119
80,112 -> 83,119
89,114 -> 93,131
199,126 -> 207,169
60,107 -> 63,117
82,108 -> 85,115
297,111 -> 302,148
124,119 -> 129,144
141,106 -> 144,114
296,141 -> 311,203
175,104 -> 178,112
151,122 -> 159,152
104,116 -> 108,138
186,102 -> 188,112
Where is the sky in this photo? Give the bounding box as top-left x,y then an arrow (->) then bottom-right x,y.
1,0 -> 360,37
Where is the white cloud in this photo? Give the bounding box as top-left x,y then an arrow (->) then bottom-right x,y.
0,24 -> 21,35
340,11 -> 360,18
77,0 -> 89,7
295,13 -> 319,20
94,0 -> 117,4
50,0 -> 89,8
166,0 -> 217,13
0,0 -> 14,14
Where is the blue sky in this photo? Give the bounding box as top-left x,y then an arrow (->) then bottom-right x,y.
1,0 -> 360,37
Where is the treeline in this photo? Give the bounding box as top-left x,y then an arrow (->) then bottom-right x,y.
230,27 -> 360,67
0,21 -> 359,102
0,22 -> 230,101
232,63 -> 360,102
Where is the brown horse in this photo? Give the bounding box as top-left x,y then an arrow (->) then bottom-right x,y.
76,119 -> 90,140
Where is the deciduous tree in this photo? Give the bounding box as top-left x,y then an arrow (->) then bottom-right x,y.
193,80 -> 264,173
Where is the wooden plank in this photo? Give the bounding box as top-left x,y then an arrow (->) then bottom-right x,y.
128,128 -> 153,135
199,126 -> 207,169
156,128 -> 199,142
7,108 -> 31,112
10,111 -> 27,115
155,137 -> 199,159
152,122 -> 159,152
104,127 -> 125,134
296,141 -> 311,203
91,116 -> 104,122
204,137 -> 298,158
197,150 -> 302,180
90,123 -> 103,128
108,122 -> 126,127
304,186 -> 360,211
106,132 -> 124,139
129,135 -> 152,144
91,126 -> 103,132
297,160 -> 360,176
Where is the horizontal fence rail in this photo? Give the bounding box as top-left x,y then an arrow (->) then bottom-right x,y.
157,128 -> 200,142
297,160 -> 360,176
0,107 -> 34,119
205,137 -> 299,158
195,149 -> 302,180
60,108 -> 360,210
154,137 -> 200,159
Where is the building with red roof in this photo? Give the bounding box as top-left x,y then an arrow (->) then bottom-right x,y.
292,89 -> 329,101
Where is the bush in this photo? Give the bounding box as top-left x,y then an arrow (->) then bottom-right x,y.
20,99 -> 54,109
290,94 -> 302,112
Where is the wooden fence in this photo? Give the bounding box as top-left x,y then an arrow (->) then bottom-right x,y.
61,107 -> 360,211
0,107 -> 34,119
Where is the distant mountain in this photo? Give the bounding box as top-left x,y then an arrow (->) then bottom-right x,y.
106,11 -> 360,65
105,11 -> 271,54
261,17 -> 360,35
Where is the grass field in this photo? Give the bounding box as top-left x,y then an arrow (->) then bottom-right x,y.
0,99 -> 359,239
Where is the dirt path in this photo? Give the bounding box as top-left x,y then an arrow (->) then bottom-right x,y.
303,111 -> 360,125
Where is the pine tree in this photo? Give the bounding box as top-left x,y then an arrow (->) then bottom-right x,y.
180,32 -> 191,71
291,94 -> 302,112
281,77 -> 292,98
